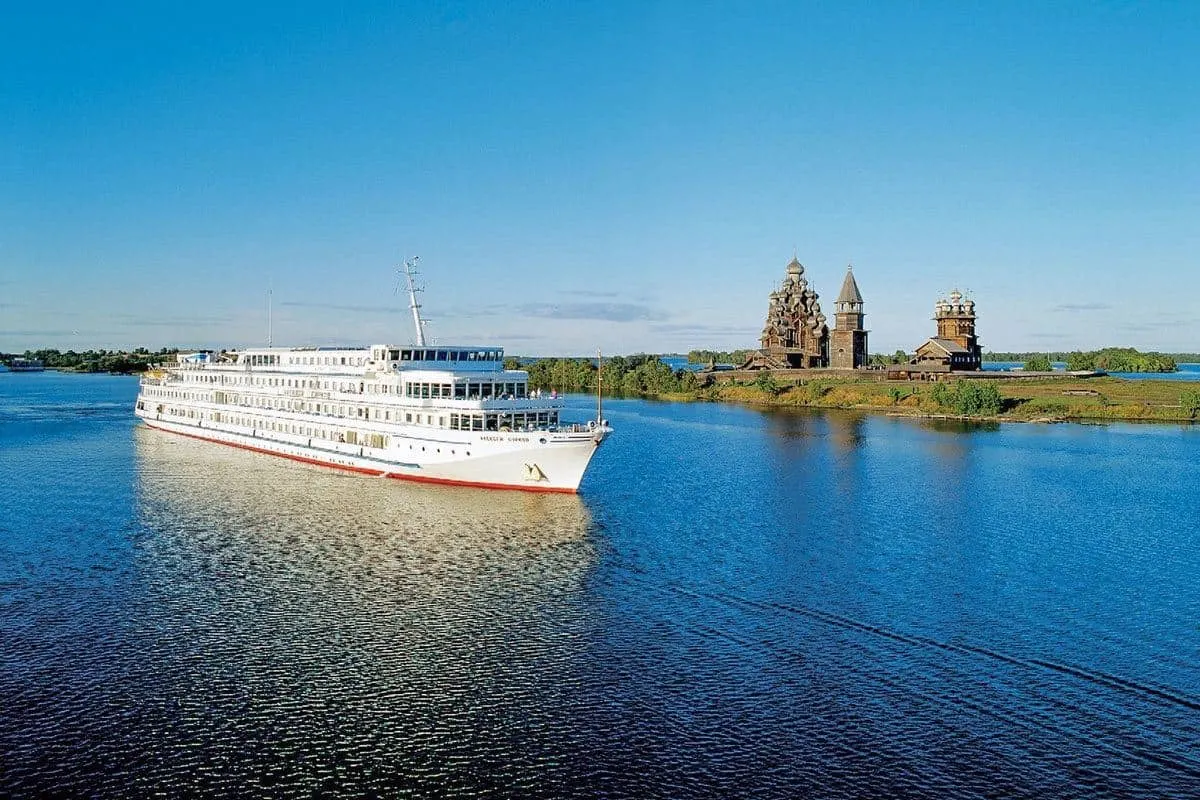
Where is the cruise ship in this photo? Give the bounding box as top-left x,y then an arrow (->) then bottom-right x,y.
134,261 -> 612,492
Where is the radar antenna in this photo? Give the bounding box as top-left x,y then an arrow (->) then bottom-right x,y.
398,257 -> 428,346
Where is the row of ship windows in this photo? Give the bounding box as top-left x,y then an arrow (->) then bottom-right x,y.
244,353 -> 368,367
244,350 -> 503,367
144,388 -> 559,430
182,374 -> 529,399
148,404 -> 394,449
376,349 -> 501,363
186,374 -> 368,392
399,382 -> 527,399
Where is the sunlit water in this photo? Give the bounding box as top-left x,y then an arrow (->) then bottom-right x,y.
2,372 -> 1199,798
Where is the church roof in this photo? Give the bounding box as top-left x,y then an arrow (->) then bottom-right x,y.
920,337 -> 971,355
836,267 -> 864,304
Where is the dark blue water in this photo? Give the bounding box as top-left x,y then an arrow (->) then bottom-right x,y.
3,373 -> 1199,798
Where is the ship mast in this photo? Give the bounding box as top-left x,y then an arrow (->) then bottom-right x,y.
596,349 -> 603,425
400,257 -> 427,346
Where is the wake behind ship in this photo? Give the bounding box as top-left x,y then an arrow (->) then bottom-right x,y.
133,262 -> 611,492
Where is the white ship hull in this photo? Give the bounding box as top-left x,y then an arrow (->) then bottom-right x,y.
136,410 -> 604,493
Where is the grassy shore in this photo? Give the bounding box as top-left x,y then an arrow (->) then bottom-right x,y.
655,376 -> 1200,423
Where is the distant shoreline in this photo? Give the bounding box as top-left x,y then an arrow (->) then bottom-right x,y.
647,375 -> 1200,425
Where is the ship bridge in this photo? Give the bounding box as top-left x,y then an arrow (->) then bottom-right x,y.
370,345 -> 505,372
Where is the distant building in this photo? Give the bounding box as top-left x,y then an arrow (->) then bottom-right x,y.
737,256 -> 872,371
748,256 -> 830,368
829,266 -> 868,370
906,290 -> 982,373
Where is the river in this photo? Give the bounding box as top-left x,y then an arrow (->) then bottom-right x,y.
2,372 -> 1198,798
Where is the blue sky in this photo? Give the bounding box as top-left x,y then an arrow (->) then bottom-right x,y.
2,1 -> 1197,355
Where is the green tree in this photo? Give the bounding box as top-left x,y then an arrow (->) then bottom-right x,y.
952,381 -> 1003,416
928,380 -> 1001,416
1066,351 -> 1096,371
929,382 -> 951,408
1181,390 -> 1200,419
1024,354 -> 1053,371
754,371 -> 782,395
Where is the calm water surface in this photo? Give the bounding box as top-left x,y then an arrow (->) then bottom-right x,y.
2,372 -> 1199,798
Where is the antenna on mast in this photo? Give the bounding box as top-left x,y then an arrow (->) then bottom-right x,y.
267,281 -> 273,348
399,257 -> 428,346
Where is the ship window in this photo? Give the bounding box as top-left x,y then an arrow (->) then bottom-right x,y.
405,413 -> 412,422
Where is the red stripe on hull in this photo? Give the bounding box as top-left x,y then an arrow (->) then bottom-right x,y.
142,421 -> 578,494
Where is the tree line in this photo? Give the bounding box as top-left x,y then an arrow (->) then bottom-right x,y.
518,355 -> 700,396
984,348 -> 1180,372
685,349 -> 752,365
7,348 -> 176,374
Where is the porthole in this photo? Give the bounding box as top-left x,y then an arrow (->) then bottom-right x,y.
539,438 -> 547,444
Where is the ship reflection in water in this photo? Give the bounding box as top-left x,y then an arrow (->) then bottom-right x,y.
125,431 -> 598,795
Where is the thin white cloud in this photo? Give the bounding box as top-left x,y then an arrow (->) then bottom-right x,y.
516,302 -> 669,323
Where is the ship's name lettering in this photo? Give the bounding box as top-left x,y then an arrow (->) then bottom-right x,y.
480,435 -> 528,442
